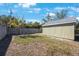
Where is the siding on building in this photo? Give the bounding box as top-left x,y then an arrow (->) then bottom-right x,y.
42,24 -> 75,40
42,17 -> 77,40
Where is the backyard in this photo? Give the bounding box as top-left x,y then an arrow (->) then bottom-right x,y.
0,3 -> 79,56
5,34 -> 79,56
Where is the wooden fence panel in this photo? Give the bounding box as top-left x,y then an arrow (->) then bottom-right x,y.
0,25 -> 7,40
7,28 -> 42,35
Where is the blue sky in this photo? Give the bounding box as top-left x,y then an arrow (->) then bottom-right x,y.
0,3 -> 79,22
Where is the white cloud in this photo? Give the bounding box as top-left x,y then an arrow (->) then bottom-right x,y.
59,7 -> 79,12
45,8 -> 50,12
46,12 -> 56,17
76,17 -> 79,20
33,8 -> 41,13
8,9 -> 16,13
26,8 -> 42,13
53,7 -> 68,12
26,19 -> 41,23
54,7 -> 79,13
18,3 -> 36,8
54,7 -> 66,10
71,7 -> 79,12
49,13 -> 56,16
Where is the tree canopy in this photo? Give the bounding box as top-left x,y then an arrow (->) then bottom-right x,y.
0,15 -> 41,28
55,9 -> 68,19
42,9 -> 68,24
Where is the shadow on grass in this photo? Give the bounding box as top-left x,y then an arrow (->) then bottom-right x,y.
0,35 -> 12,56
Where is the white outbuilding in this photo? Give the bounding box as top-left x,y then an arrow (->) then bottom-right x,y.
42,17 -> 77,40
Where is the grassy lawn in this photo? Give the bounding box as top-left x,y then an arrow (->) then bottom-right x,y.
6,34 -> 79,56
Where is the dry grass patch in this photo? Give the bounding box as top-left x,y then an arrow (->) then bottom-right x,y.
6,34 -> 79,56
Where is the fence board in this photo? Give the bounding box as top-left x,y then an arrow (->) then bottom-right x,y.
0,25 -> 7,40
7,28 -> 42,35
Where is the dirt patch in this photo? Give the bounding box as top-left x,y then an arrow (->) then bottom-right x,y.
6,41 -> 49,56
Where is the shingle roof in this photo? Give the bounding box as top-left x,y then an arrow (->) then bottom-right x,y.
42,17 -> 77,27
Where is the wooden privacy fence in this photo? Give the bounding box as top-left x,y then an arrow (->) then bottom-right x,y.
0,25 -> 7,40
7,28 -> 42,35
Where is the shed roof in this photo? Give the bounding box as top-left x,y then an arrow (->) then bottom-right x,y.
42,17 -> 77,27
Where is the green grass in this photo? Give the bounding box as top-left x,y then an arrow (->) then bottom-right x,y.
13,35 -> 48,45
12,34 -> 79,56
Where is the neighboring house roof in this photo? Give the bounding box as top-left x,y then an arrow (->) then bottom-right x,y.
42,17 -> 77,27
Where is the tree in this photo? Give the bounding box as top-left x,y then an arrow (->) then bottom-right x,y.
55,9 -> 68,19
42,13 -> 53,24
46,14 -> 52,21
0,15 -> 10,25
42,18 -> 47,24
32,22 -> 41,28
8,17 -> 20,28
17,19 -> 26,28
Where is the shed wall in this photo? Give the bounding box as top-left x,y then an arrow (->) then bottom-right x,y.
42,24 -> 75,40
